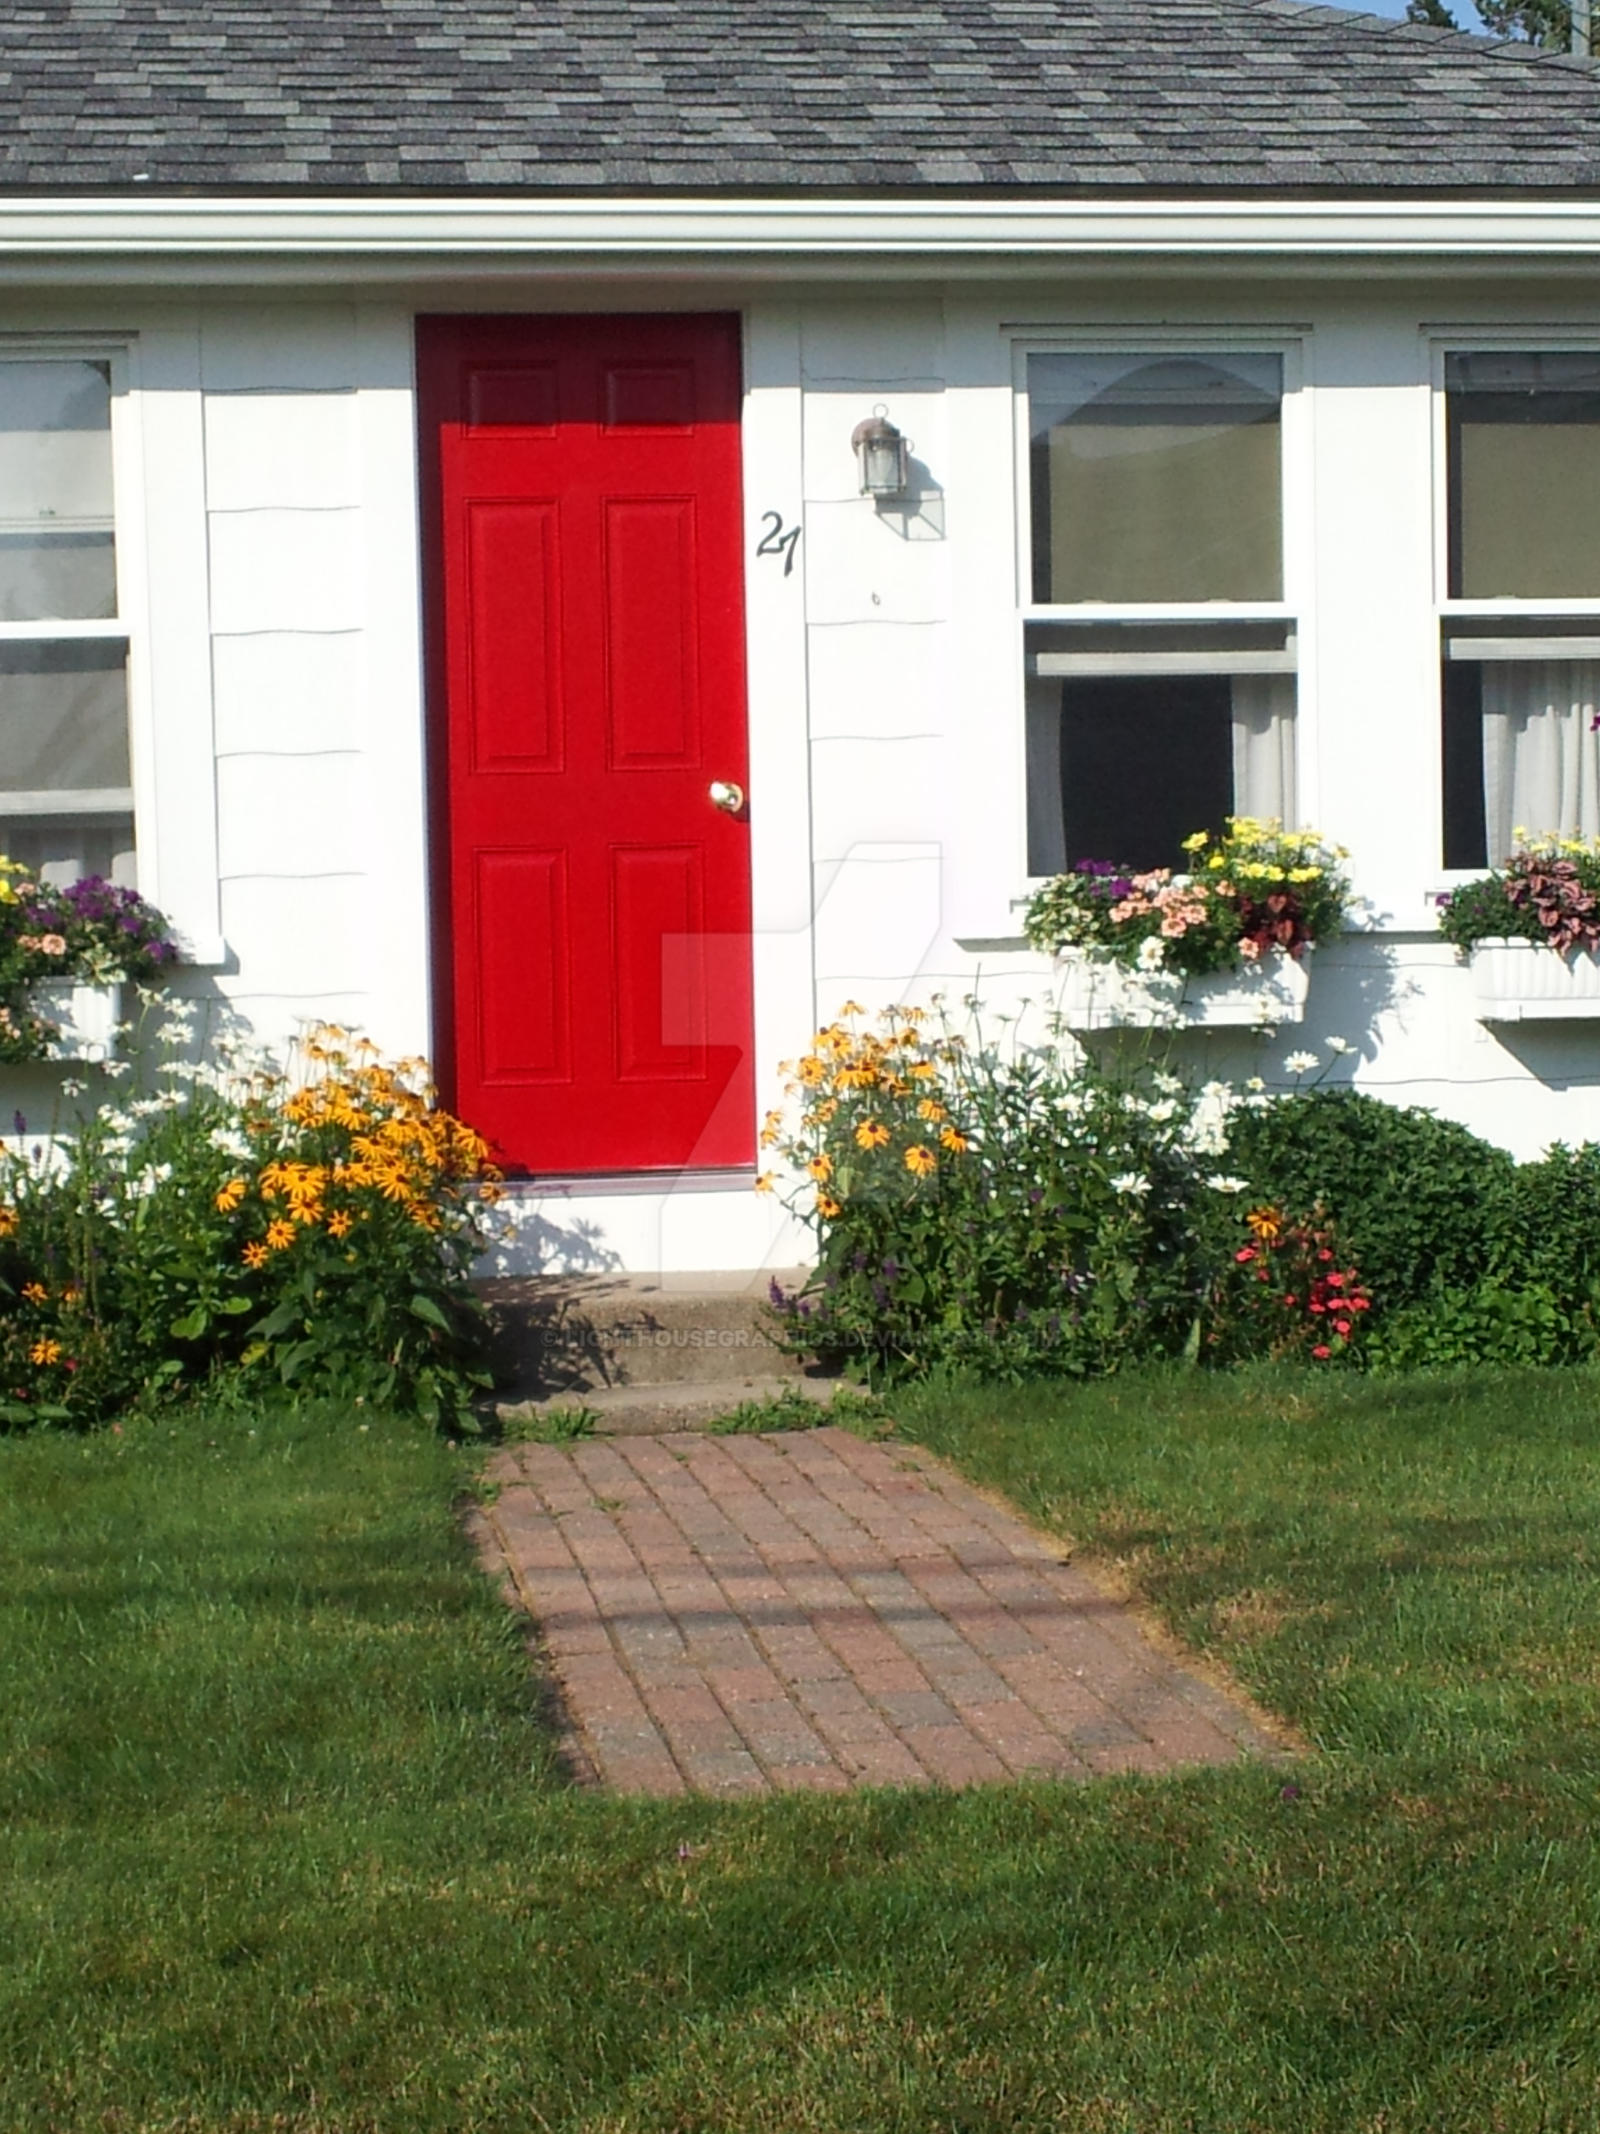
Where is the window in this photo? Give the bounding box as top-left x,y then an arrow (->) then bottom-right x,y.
1023,350 -> 1296,874
0,357 -> 135,886
1441,351 -> 1600,868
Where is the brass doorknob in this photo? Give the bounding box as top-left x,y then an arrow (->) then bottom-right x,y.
709,780 -> 745,815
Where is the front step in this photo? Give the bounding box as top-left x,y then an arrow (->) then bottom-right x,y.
477,1270 -> 814,1402
497,1374 -> 843,1437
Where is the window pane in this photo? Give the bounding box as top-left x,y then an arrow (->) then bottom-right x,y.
0,640 -> 130,795
1443,656 -> 1600,866
1026,668 -> 1296,876
1447,352 -> 1600,600
0,359 -> 115,621
0,815 -> 135,888
1029,353 -> 1282,604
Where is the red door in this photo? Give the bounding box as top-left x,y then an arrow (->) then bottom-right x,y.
418,314 -> 755,1175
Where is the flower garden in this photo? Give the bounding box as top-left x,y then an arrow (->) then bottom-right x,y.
764,999 -> 1600,1381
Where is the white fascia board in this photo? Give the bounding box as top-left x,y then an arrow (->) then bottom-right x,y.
6,195 -> 1600,267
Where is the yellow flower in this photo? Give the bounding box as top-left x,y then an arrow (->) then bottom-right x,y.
939,1127 -> 969,1154
854,1120 -> 890,1150
214,1178 -> 247,1213
21,1281 -> 47,1304
798,1056 -> 827,1087
916,1098 -> 947,1123
754,1172 -> 776,1195
807,1154 -> 833,1183
1245,1205 -> 1283,1244
327,1210 -> 353,1238
265,1218 -> 296,1252
815,1193 -> 842,1219
759,1108 -> 783,1149
903,1145 -> 937,1178
837,1000 -> 866,1018
29,1338 -> 60,1366
242,1241 -> 269,1270
0,1206 -> 17,1237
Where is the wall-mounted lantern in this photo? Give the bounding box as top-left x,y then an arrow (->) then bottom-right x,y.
851,405 -> 911,498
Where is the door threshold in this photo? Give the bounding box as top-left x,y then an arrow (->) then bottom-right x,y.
503,1168 -> 758,1200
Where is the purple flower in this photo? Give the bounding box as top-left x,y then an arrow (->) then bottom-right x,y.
11,1112 -> 24,1137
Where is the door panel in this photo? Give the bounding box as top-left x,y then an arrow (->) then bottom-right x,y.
419,313 -> 754,1175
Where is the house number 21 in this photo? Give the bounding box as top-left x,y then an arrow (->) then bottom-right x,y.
755,510 -> 802,578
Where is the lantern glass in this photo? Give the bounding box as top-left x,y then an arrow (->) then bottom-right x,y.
852,411 -> 909,498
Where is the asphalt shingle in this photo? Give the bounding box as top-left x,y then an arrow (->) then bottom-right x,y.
3,0 -> 1600,192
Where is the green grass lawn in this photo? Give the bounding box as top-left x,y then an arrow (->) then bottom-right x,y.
4,1372 -> 1600,2132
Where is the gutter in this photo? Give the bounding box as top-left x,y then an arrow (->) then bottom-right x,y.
3,195 -> 1600,267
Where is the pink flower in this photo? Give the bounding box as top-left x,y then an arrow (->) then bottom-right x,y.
1312,1344 -> 1331,1360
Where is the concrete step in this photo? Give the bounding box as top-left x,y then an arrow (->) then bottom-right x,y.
496,1373 -> 844,1438
477,1270 -> 813,1400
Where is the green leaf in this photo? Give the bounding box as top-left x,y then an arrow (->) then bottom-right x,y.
169,1307 -> 209,1341
406,1292 -> 453,1333
251,1298 -> 304,1341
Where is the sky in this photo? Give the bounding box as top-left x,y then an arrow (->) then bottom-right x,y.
1323,0 -> 1491,28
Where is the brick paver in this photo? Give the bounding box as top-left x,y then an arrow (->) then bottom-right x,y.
479,1427 -> 1289,1796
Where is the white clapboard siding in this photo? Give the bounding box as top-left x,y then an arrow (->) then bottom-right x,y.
203,391 -> 361,511
207,508 -> 364,635
211,632 -> 364,757
810,735 -> 942,860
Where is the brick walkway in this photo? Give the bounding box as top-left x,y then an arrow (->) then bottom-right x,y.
475,1427 -> 1288,1796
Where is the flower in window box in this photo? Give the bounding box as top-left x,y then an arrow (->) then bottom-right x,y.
1023,817 -> 1350,980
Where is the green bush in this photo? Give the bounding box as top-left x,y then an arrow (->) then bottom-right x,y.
765,1006 -> 1276,1382
1225,1087 -> 1515,1312
0,1018 -> 502,1430
1368,1282 -> 1582,1371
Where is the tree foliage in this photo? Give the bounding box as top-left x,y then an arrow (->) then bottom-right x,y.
1406,0 -> 1581,49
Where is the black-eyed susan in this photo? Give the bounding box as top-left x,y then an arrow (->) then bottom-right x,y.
29,1338 -> 61,1366
214,1178 -> 247,1213
854,1119 -> 890,1151
903,1145 -> 937,1178
242,1241 -> 269,1270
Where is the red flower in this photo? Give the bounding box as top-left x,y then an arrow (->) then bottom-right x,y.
1235,1247 -> 1257,1263
1312,1344 -> 1332,1360
1334,1320 -> 1353,1337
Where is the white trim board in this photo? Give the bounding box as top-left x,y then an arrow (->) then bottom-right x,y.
11,197 -> 1600,273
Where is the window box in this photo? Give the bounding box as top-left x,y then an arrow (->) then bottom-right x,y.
1053,948 -> 1310,1032
1468,937 -> 1600,1022
34,979 -> 121,1062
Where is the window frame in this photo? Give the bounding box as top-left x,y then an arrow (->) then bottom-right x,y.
1009,326 -> 1313,888
1429,328 -> 1600,882
0,337 -> 139,864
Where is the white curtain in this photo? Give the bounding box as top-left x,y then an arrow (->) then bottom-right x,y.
1482,660 -> 1600,864
1231,672 -> 1297,825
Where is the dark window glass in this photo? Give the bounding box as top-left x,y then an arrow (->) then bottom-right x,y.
1441,659 -> 1488,871
1051,675 -> 1234,873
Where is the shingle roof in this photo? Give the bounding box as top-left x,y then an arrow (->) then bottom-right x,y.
4,0 -> 1600,193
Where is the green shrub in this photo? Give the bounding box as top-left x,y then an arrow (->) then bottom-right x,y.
0,1019 -> 502,1430
1226,1088 -> 1515,1312
1368,1282 -> 1584,1371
